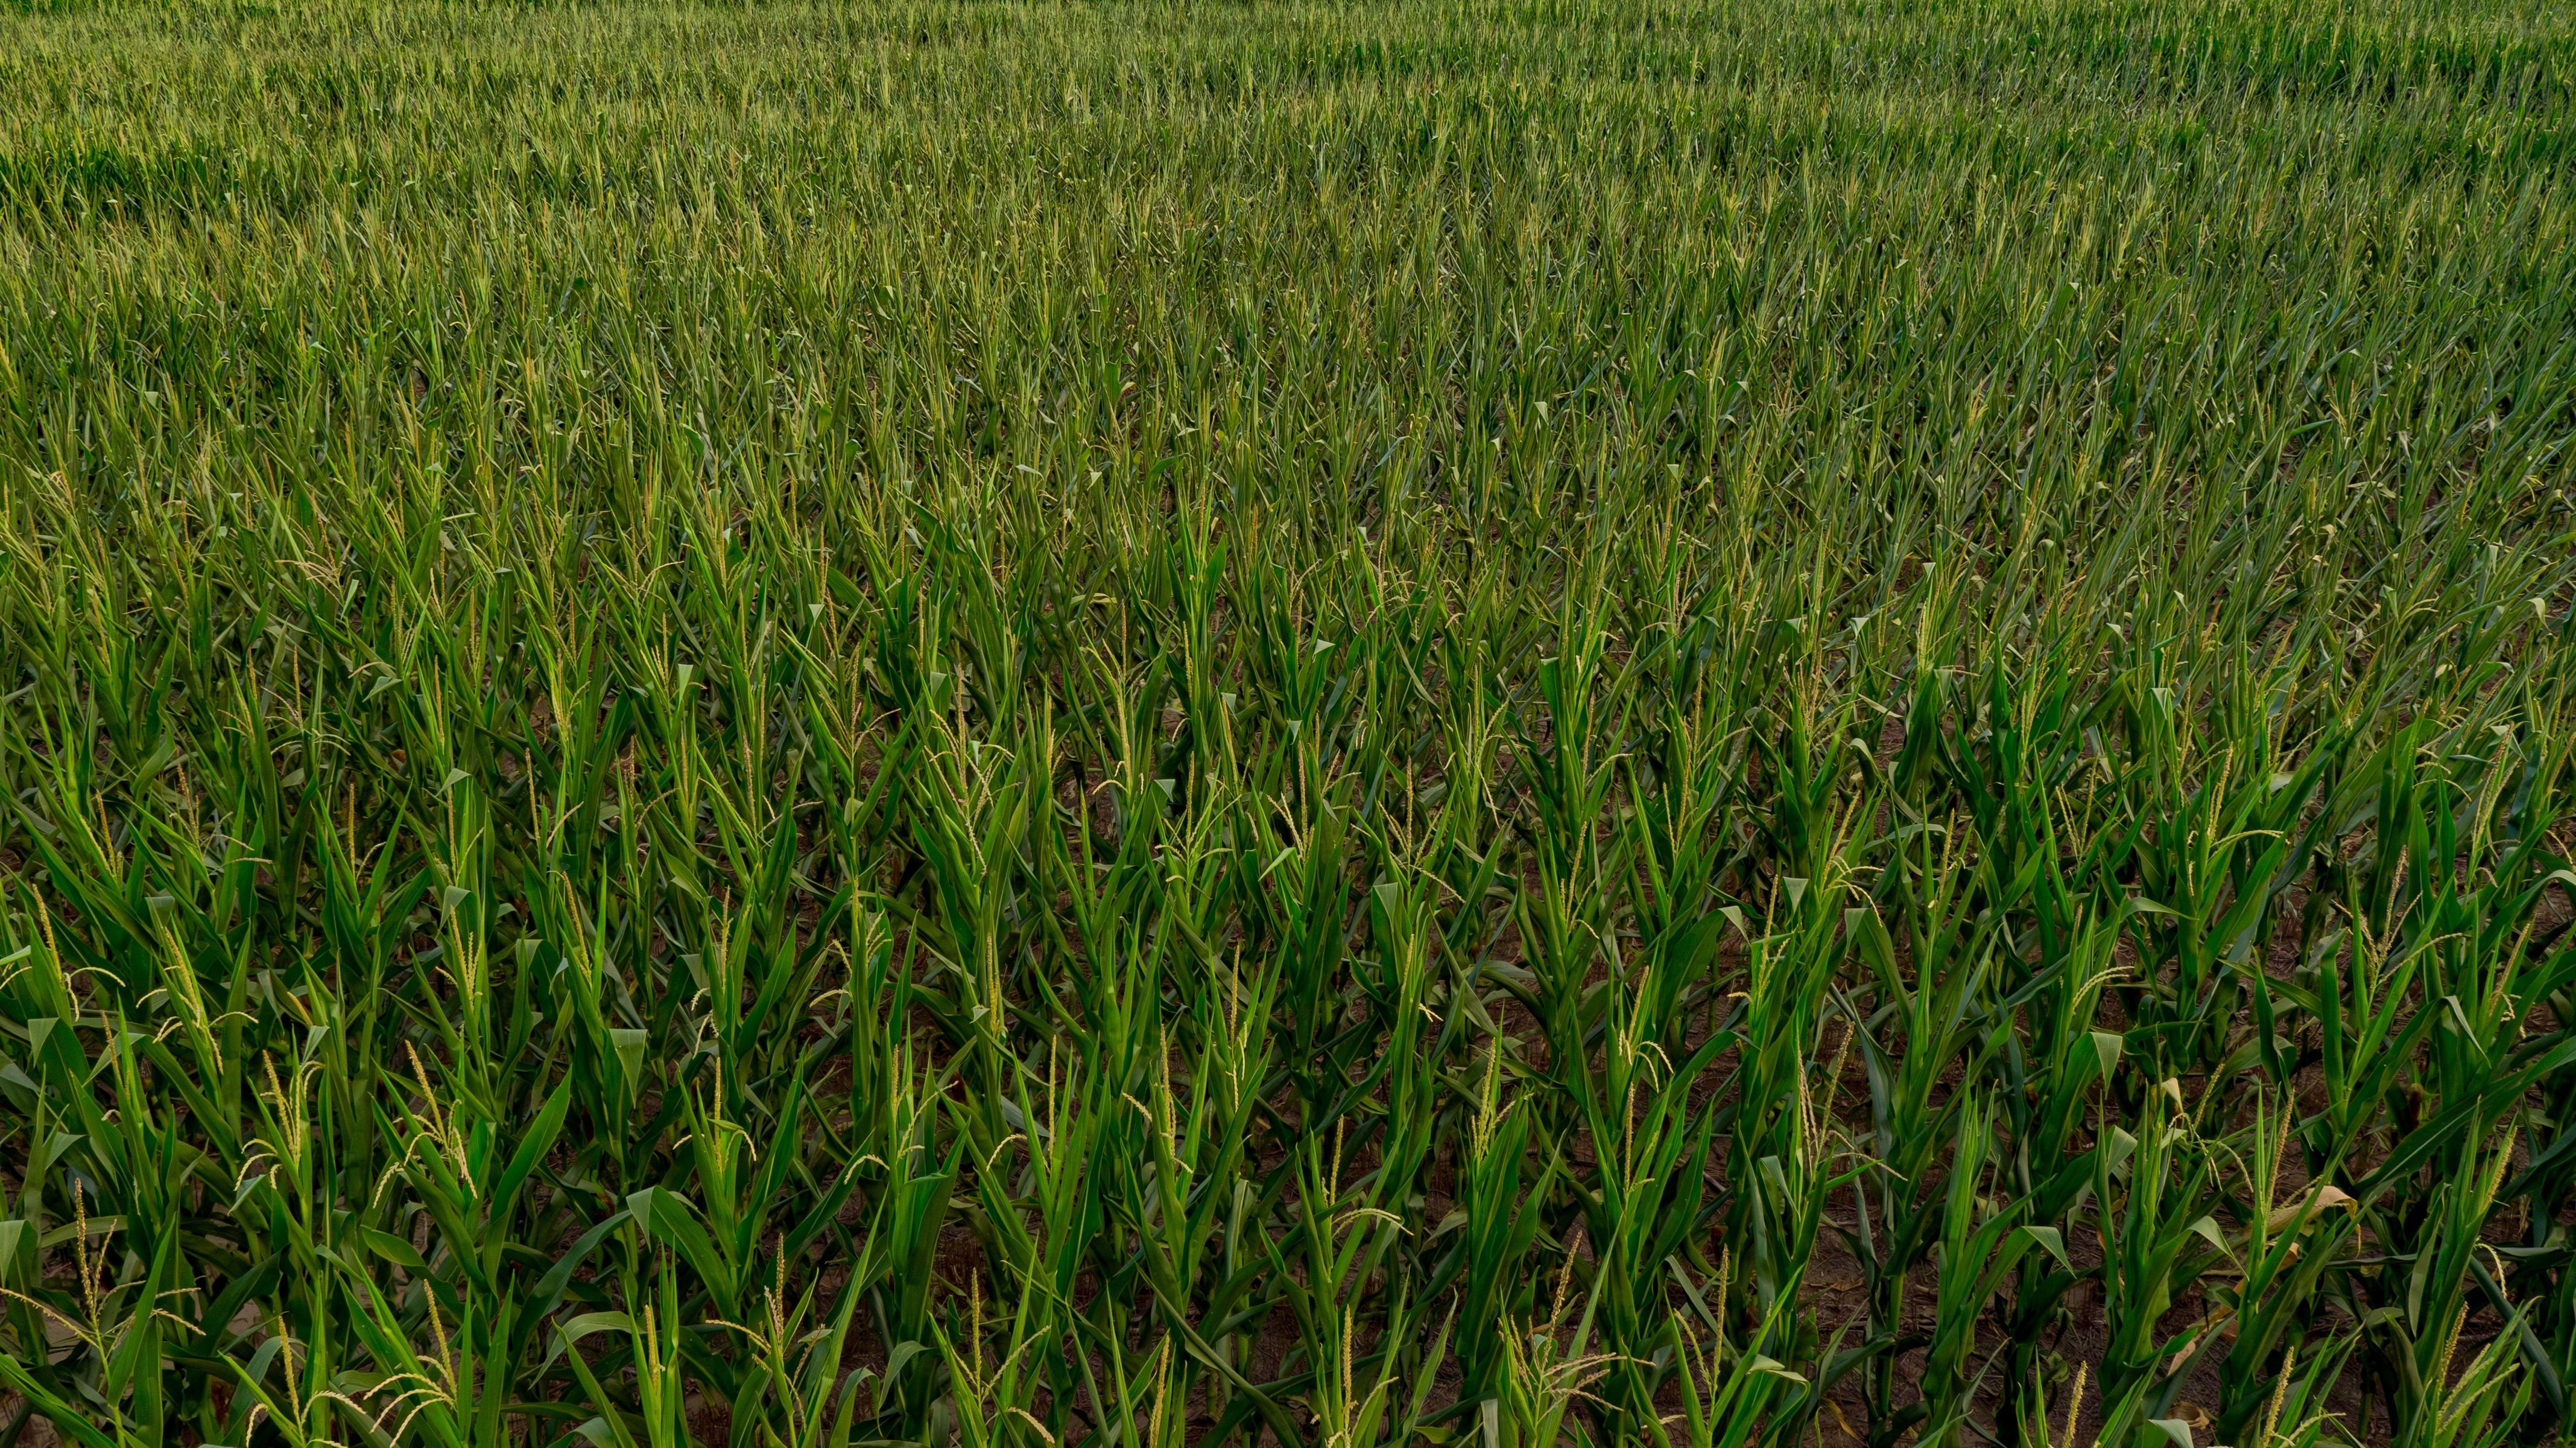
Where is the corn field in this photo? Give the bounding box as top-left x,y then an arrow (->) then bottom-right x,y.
1,0 -> 2572,1445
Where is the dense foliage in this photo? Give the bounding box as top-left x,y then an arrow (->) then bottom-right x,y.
1,0 -> 2573,1446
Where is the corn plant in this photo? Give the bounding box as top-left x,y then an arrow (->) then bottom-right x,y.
1,0 -> 2572,1444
